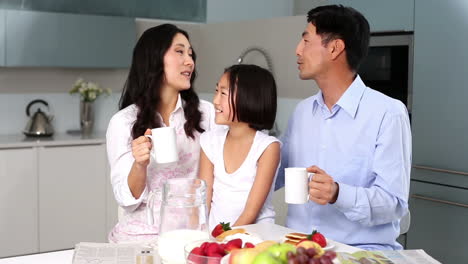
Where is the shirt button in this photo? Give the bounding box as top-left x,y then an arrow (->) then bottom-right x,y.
321,144 -> 326,149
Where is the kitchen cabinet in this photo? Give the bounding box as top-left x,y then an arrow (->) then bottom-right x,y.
329,0 -> 414,32
411,0 -> 468,177
407,180 -> 468,263
1,1 -> 206,22
0,148 -> 38,257
0,134 -> 114,257
4,10 -> 135,68
38,144 -> 107,252
408,0 -> 468,261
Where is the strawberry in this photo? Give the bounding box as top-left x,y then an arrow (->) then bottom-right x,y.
219,243 -> 226,251
244,242 -> 255,248
224,238 -> 243,253
205,243 -> 225,256
307,230 -> 327,248
200,242 -> 210,255
190,246 -> 204,256
211,222 -> 232,237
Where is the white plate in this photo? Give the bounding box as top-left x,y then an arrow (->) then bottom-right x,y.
323,241 -> 335,251
281,237 -> 335,251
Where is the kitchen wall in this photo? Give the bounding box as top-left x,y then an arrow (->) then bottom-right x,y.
194,15 -> 319,134
0,13 -> 312,135
0,69 -> 125,134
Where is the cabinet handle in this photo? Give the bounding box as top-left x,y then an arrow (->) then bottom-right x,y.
413,165 -> 468,176
411,194 -> 468,208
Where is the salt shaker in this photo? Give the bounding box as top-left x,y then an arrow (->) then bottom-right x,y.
136,249 -> 154,264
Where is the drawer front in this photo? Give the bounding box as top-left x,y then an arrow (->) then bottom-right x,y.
407,180 -> 468,263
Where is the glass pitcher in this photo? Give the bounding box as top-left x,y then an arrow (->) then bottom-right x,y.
157,178 -> 209,264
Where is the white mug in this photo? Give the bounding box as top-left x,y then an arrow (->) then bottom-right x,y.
145,127 -> 178,164
285,167 -> 313,204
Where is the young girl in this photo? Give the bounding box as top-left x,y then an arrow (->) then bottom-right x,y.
199,64 -> 280,229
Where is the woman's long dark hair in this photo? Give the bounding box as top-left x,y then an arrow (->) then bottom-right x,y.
119,24 -> 204,139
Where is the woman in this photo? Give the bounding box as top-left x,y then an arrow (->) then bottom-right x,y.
106,24 -> 216,243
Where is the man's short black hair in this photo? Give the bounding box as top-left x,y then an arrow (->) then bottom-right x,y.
307,5 -> 370,72
225,64 -> 277,131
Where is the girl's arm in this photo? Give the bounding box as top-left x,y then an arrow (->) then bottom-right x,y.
199,149 -> 214,213
233,142 -> 281,226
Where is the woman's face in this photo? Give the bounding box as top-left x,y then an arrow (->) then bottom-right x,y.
213,73 -> 236,125
163,33 -> 194,91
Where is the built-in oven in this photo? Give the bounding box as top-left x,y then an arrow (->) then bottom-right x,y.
358,32 -> 414,120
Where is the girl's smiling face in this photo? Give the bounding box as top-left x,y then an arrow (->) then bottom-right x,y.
213,72 -> 236,125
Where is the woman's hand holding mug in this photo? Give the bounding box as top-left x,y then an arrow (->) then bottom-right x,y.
131,128 -> 153,168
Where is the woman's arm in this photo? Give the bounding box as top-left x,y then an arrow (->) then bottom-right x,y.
233,142 -> 280,226
199,149 -> 215,213
127,129 -> 153,199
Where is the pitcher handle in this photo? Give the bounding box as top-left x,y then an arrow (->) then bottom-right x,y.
146,191 -> 155,225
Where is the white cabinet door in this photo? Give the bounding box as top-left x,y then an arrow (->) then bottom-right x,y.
38,144 -> 107,251
0,148 -> 38,257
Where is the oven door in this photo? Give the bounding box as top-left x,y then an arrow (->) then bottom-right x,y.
359,33 -> 414,116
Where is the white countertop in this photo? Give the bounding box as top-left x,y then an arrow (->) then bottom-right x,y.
0,250 -> 74,264
0,131 -> 106,149
0,223 -> 358,264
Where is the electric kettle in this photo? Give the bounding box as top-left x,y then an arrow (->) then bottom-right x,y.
23,99 -> 54,137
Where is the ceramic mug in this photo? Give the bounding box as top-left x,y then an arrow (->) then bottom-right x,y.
285,167 -> 313,204
145,127 -> 178,164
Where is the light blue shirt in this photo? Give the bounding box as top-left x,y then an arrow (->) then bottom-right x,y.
276,75 -> 412,250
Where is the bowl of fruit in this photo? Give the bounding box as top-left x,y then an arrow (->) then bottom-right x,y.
225,240 -> 337,264
185,238 -> 253,264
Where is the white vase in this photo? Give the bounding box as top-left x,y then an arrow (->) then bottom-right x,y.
80,101 -> 94,135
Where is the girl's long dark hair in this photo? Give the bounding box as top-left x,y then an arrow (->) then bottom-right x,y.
119,24 -> 204,139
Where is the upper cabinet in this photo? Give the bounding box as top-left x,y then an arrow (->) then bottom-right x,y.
328,0 -> 414,32
0,0 -> 206,22
4,10 -> 135,68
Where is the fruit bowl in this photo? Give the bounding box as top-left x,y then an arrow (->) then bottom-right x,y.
184,239 -> 226,264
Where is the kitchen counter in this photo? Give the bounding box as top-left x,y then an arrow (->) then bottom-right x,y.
0,131 -> 106,149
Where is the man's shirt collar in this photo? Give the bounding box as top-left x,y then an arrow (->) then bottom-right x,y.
312,75 -> 366,119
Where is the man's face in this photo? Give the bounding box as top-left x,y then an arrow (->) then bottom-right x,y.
295,23 -> 329,80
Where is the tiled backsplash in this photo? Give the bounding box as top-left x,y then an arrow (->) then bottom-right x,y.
0,92 -> 301,137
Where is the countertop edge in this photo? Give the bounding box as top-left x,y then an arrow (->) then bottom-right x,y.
0,132 -> 106,149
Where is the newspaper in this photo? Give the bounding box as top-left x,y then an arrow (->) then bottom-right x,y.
337,249 -> 442,264
72,242 -> 156,264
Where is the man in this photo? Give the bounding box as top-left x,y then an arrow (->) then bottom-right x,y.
275,5 -> 412,250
